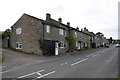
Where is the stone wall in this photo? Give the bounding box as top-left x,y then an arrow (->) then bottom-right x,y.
11,14 -> 43,55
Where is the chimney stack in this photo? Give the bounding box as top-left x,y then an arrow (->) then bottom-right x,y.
76,27 -> 79,30
58,18 -> 62,23
46,13 -> 51,20
67,22 -> 70,26
81,28 -> 83,32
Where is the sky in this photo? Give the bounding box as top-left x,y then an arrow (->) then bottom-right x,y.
0,0 -> 119,39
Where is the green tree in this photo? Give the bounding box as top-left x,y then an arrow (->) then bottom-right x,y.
109,37 -> 113,44
2,29 -> 11,39
96,32 -> 104,37
66,35 -> 76,52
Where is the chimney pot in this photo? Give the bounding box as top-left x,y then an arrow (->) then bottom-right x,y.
67,22 -> 70,26
46,13 -> 51,20
58,18 -> 62,23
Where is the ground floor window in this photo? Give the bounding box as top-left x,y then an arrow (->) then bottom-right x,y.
59,41 -> 64,48
16,42 -> 22,49
76,41 -> 78,47
81,42 -> 84,48
85,43 -> 88,48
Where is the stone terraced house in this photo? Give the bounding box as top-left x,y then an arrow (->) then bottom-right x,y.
95,35 -> 104,48
69,27 -> 91,50
10,13 -> 109,56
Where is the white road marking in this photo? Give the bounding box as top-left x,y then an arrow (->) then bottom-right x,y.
37,72 -> 42,76
37,71 -> 55,78
18,69 -> 44,78
2,69 -> 11,73
101,51 -> 104,53
92,54 -> 100,57
71,58 -> 88,66
86,53 -> 94,57
61,62 -> 68,66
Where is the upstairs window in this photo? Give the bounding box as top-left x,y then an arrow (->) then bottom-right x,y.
46,25 -> 50,33
16,42 -> 22,49
59,28 -> 64,35
75,32 -> 77,37
16,28 -> 22,34
65,31 -> 66,37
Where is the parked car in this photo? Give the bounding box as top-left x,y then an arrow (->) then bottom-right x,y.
115,44 -> 120,47
104,44 -> 109,48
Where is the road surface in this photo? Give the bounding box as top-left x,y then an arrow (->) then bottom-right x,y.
2,45 -> 118,79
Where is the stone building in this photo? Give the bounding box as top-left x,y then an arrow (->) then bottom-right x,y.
82,27 -> 96,48
10,13 -> 108,56
103,37 -> 109,45
69,27 -> 91,51
95,35 -> 103,48
11,13 -> 69,55
42,13 -> 69,55
11,14 -> 44,55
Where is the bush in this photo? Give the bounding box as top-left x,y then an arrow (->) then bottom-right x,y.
65,35 -> 76,51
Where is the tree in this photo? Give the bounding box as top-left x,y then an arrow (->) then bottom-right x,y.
65,35 -> 76,52
2,29 -> 11,39
96,32 -> 104,37
109,37 -> 113,44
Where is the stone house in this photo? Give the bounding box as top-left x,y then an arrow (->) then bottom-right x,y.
11,14 -> 44,55
82,27 -> 96,48
69,27 -> 91,51
41,13 -> 69,55
11,13 -> 69,56
95,35 -> 103,48
103,37 -> 109,45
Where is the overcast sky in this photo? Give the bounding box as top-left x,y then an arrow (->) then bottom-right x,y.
0,0 -> 119,39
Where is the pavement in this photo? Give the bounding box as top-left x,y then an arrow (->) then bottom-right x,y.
1,44 -> 118,79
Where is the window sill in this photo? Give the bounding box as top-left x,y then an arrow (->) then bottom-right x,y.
16,48 -> 22,49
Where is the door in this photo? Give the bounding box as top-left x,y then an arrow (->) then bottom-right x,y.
44,40 -> 55,56
78,42 -> 81,49
55,42 -> 59,55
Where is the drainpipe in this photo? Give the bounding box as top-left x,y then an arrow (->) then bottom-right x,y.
42,24 -> 45,55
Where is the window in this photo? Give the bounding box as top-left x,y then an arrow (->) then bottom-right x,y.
64,31 -> 66,37
75,32 -> 77,37
16,28 -> 22,34
59,29 -> 64,35
16,42 -> 22,49
76,41 -> 78,47
59,41 -> 64,48
85,43 -> 87,47
46,25 -> 50,33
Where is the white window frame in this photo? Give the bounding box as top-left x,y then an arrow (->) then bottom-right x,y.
76,41 -> 78,47
16,42 -> 22,49
64,31 -> 66,37
75,32 -> 77,37
59,41 -> 64,48
46,25 -> 50,33
59,28 -> 64,35
16,28 -> 22,35
85,43 -> 87,47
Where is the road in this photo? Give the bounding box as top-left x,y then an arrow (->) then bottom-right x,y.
2,45 -> 118,79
